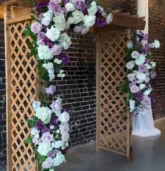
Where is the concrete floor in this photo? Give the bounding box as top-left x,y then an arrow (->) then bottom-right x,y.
57,119 -> 165,171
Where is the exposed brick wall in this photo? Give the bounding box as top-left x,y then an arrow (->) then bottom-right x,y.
0,19 -> 6,165
149,0 -> 165,119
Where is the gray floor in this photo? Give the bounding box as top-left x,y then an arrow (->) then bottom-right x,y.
57,120 -> 165,171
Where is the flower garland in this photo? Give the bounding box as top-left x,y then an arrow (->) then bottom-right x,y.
120,31 -> 160,115
24,0 -> 113,170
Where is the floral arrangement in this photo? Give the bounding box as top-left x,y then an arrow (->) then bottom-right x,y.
24,0 -> 113,170
120,31 -> 160,115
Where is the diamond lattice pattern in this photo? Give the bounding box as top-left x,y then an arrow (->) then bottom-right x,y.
98,32 -> 129,154
9,21 -> 37,171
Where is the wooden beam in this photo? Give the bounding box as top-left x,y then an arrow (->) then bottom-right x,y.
6,14 -> 31,24
0,6 -> 4,19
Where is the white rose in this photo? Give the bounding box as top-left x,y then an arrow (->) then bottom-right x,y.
52,140 -> 64,148
37,142 -> 52,156
59,33 -> 72,50
35,107 -> 52,124
32,100 -> 41,111
48,69 -> 55,81
83,15 -> 96,28
62,132 -> 70,142
53,152 -> 65,167
65,3 -> 75,12
136,72 -> 147,83
140,84 -> 146,90
59,111 -> 70,123
87,2 -> 97,16
42,62 -> 54,70
54,58 -> 62,64
41,11 -> 53,26
151,61 -> 156,68
135,55 -> 146,66
131,51 -> 139,59
53,14 -> 66,31
126,61 -> 135,70
59,123 -> 69,133
31,127 -> 39,136
38,45 -> 53,60
72,10 -> 84,24
152,40 -> 160,49
81,27 -> 90,35
46,26 -> 60,42
145,63 -> 151,69
145,76 -> 150,83
106,13 -> 113,24
144,89 -> 152,96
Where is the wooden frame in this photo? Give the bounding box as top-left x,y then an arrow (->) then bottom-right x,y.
3,1 -> 145,170
0,6 -> 4,18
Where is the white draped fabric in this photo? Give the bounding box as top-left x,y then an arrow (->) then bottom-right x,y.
132,0 -> 161,137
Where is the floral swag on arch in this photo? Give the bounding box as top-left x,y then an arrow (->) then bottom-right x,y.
24,0 -> 113,170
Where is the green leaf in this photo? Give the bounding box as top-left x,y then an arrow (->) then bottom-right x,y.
27,117 -> 39,128
23,28 -> 31,37
24,136 -> 32,144
39,155 -> 47,164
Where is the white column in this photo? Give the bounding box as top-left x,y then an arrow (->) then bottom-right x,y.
132,0 -> 161,137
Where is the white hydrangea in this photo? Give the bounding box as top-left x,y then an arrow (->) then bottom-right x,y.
145,63 -> 151,69
53,14 -> 66,31
65,3 -> 75,12
46,26 -> 60,42
54,58 -> 62,64
35,107 -> 52,124
59,33 -> 72,50
129,100 -> 135,112
38,45 -> 53,60
150,40 -> 160,49
83,15 -> 96,28
53,152 -> 66,167
87,1 -> 97,16
58,111 -> 70,123
52,140 -> 64,148
72,10 -> 84,24
127,40 -> 133,49
135,55 -> 146,66
58,70 -> 65,78
136,72 -> 147,83
41,10 -> 53,26
31,127 -> 40,136
151,61 -> 156,68
37,142 -> 52,156
42,62 -> 54,70
32,100 -> 41,111
144,89 -> 152,96
48,69 -> 55,81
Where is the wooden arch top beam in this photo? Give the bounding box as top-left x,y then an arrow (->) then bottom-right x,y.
0,6 -> 4,19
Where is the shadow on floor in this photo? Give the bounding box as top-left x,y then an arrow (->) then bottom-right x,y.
57,120 -> 165,171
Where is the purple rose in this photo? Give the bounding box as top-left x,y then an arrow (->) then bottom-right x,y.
41,132 -> 54,144
37,32 -> 46,45
42,157 -> 53,169
42,127 -> 50,134
49,1 -> 63,14
130,85 -> 140,93
138,64 -> 147,73
35,121 -> 44,130
31,22 -> 42,34
50,99 -> 62,114
51,45 -> 62,56
45,85 -> 56,95
96,18 -> 106,27
127,73 -> 135,81
150,71 -> 156,79
60,53 -> 69,64
74,0 -> 87,11
51,117 -> 57,125
135,93 -> 143,101
48,150 -> 57,158
141,98 -> 150,108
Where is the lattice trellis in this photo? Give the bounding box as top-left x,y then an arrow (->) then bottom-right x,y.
8,21 -> 37,171
96,30 -> 132,158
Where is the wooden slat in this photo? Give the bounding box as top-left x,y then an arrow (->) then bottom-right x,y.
3,0 -> 17,6
7,14 -> 31,24
0,6 -> 4,19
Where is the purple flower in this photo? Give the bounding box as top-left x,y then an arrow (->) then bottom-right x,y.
150,71 -> 156,79
50,117 -> 57,125
62,0 -> 68,5
74,0 -> 87,11
35,2 -> 49,11
96,18 -> 106,27
48,150 -> 57,158
35,121 -> 44,130
141,98 -> 150,108
42,127 -> 50,134
60,53 -> 69,64
138,64 -> 147,73
31,22 -> 42,34
42,157 -> 53,169
41,132 -> 54,144
149,94 -> 155,102
143,34 -> 148,41
51,45 -> 62,56
45,85 -> 56,95
49,1 -> 64,14
130,85 -> 140,93
50,99 -> 62,114
135,93 -> 143,101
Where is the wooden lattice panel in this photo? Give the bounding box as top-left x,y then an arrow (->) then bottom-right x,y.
8,21 -> 37,171
97,31 -> 131,158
